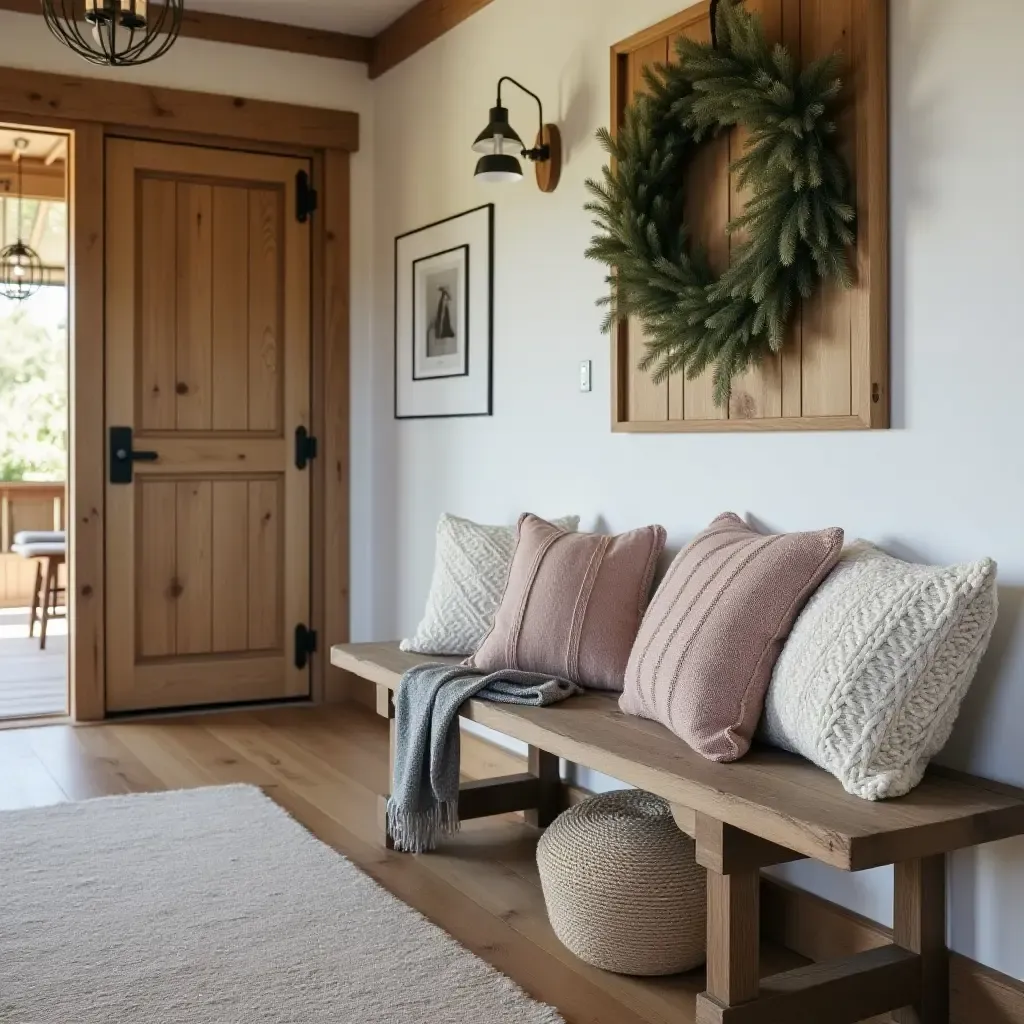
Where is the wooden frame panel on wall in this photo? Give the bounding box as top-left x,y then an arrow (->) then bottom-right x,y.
1,68 -> 356,720
610,0 -> 889,433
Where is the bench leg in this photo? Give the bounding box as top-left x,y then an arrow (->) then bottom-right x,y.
524,747 -> 560,828
702,869 -> 762,1016
689,811 -> 927,1024
894,856 -> 948,1024
378,685 -> 396,850
28,560 -> 42,639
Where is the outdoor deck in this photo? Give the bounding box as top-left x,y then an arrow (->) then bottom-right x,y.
0,607 -> 66,720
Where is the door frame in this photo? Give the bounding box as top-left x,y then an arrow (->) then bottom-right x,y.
0,70 -> 356,721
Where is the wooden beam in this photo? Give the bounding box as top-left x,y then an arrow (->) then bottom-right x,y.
458,774 -> 543,819
0,157 -> 64,200
68,122 -> 105,722
696,946 -> 922,1024
370,0 -> 497,79
704,870 -> 762,1010
894,856 -> 949,1024
43,136 -> 66,166
695,814 -> 806,875
0,66 -> 359,151
525,746 -> 561,828
0,0 -> 373,64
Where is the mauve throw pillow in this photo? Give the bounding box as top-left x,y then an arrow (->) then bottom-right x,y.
620,513 -> 844,762
467,514 -> 666,692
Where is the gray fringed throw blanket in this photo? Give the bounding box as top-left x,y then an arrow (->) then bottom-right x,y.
386,663 -> 581,853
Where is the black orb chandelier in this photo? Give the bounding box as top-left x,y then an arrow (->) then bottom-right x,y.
42,0 -> 184,67
0,139 -> 45,303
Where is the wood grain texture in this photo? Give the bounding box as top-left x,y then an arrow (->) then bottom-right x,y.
0,0 -> 373,64
0,67 -> 359,151
211,186 -> 250,432
695,814 -> 805,875
698,946 -> 922,1024
321,150 -> 352,702
894,857 -> 949,1024
248,189 -> 282,434
626,38 -> 671,424
761,878 -> 1024,1024
610,0 -> 889,432
705,870 -> 762,1007
105,140 -> 312,713
0,705 -> 811,1024
332,643 -> 1024,872
370,0 -> 498,79
175,183 -> 214,431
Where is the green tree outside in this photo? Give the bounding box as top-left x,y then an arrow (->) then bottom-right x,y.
0,288 -> 67,482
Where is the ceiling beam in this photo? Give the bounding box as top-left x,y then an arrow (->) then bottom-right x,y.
0,66 -> 360,151
0,156 -> 65,201
370,0 -> 497,79
0,0 -> 374,65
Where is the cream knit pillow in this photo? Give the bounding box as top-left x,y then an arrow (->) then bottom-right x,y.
401,513 -> 580,657
761,542 -> 998,800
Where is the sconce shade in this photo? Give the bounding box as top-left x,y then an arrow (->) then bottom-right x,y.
475,153 -> 524,184
472,105 -> 525,155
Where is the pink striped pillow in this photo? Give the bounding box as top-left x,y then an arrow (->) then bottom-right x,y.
467,514 -> 666,691
620,514 -> 843,762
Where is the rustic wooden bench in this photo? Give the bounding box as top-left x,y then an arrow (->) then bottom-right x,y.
331,641 -> 1024,1024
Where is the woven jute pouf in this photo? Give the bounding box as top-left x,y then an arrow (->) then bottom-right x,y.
537,790 -> 707,976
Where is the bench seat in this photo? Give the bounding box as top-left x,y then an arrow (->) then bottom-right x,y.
331,640 -> 1024,1024
331,641 -> 1024,873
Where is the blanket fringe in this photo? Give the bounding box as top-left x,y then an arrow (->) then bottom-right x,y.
386,796 -> 460,854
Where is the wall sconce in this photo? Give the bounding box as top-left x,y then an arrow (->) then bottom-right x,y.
473,77 -> 561,193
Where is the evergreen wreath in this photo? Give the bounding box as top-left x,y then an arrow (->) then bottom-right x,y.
585,0 -> 856,406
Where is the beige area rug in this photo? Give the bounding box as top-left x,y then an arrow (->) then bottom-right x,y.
0,785 -> 563,1024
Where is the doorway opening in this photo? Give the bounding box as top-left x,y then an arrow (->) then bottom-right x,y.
0,125 -> 69,722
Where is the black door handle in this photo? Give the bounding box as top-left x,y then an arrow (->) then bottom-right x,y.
109,426 -> 159,484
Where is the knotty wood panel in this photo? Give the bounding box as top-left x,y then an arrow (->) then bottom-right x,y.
247,478 -> 282,651
176,183 -> 214,431
139,178 -> 177,432
211,187 -> 250,432
610,0 -> 889,433
211,480 -> 249,653
106,140 -> 310,713
248,189 -> 283,434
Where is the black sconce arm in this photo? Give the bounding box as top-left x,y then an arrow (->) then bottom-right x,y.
496,76 -> 550,162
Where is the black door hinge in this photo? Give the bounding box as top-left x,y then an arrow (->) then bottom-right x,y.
295,623 -> 318,670
296,169 -> 318,223
295,426 -> 318,470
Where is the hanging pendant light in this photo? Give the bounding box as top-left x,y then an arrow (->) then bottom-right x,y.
1,139 -> 45,303
42,0 -> 183,68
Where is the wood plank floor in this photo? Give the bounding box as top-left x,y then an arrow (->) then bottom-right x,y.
0,607 -> 67,720
0,703 -> 806,1024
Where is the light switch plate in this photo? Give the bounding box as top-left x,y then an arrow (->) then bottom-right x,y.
579,360 -> 592,393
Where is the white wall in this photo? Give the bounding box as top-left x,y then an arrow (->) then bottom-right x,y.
0,11 -> 378,631
369,0 -> 1024,982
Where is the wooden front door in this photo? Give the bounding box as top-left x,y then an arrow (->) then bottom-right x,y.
104,139 -> 311,712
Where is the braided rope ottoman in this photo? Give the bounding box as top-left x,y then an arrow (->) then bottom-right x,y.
537,790 -> 707,976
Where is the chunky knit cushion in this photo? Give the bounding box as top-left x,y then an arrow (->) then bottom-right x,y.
468,514 -> 666,691
761,542 -> 998,800
620,514 -> 844,762
401,513 -> 580,657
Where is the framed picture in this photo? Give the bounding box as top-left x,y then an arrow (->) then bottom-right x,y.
395,205 -> 493,419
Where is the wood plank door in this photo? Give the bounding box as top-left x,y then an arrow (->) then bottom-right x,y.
104,139 -> 312,712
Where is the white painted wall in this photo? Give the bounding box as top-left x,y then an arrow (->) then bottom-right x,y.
368,0 -> 1024,982
0,10 -> 378,631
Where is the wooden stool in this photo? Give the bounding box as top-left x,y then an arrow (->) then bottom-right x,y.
12,535 -> 66,651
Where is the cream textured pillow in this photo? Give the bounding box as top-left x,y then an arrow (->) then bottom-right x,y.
401,513 -> 580,657
761,542 -> 998,801
620,514 -> 844,762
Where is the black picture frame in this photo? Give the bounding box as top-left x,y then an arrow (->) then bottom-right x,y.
410,244 -> 470,382
394,204 -> 494,420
